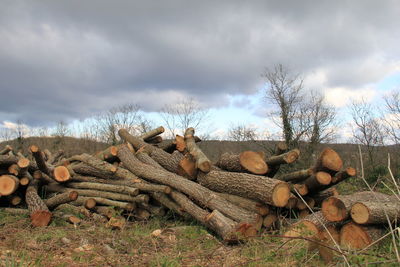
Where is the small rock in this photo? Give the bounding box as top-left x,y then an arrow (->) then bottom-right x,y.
61,237 -> 71,245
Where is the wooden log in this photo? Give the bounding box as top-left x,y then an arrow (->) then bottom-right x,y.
285,194 -> 298,209
95,146 -> 119,162
331,167 -> 357,184
265,149 -> 300,166
70,174 -> 171,194
0,154 -> 18,166
176,153 -> 197,180
170,190 -> 243,242
138,202 -> 165,216
263,214 -> 278,229
198,170 -> 290,207
0,175 -> 19,196
267,142 -> 288,177
70,197 -> 97,210
17,157 -> 30,177
69,153 -> 117,175
0,145 -> 13,155
7,194 -> 22,206
66,182 -> 139,196
313,148 -> 343,174
284,211 -> 338,238
135,208 -> 151,220
175,135 -> 186,152
322,191 -> 392,222
150,191 -> 189,218
215,192 -> 270,216
30,145 -> 51,175
291,184 -> 308,196
184,127 -> 211,173
8,164 -> 20,176
340,222 -> 385,249
296,197 -> 315,210
72,196 -> 135,211
216,151 -> 268,175
118,145 -> 261,225
299,209 -> 311,218
351,198 -> 400,225
145,135 -> 163,144
93,206 -> 115,219
53,166 -> 71,182
55,203 -> 91,218
302,171 -> 331,192
140,126 -> 165,141
44,191 -> 79,209
276,168 -> 312,183
157,140 -> 176,153
25,182 -> 52,227
47,150 -> 64,165
309,187 -> 339,206
71,163 -> 115,179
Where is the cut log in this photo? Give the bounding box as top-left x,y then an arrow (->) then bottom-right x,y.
0,175 -> 20,196
198,170 -> 290,207
0,145 -> 13,155
138,203 -> 165,216
291,184 -> 308,196
7,195 -> 22,206
175,135 -> 186,152
184,127 -> 211,173
157,140 -> 176,153
44,191 -> 79,209
309,187 -> 339,206
135,208 -> 151,220
30,145 -> 51,175
0,154 -> 18,166
95,146 -> 119,162
69,153 -> 117,175
145,135 -> 163,144
263,214 -> 278,229
66,182 -> 139,196
299,209 -> 311,218
276,168 -> 312,183
351,198 -> 400,225
285,194 -> 298,209
313,148 -> 343,174
117,145 -> 261,225
284,211 -> 337,238
216,151 -> 268,175
150,191 -> 188,218
296,197 -> 315,210
265,149 -> 300,166
322,191 -> 392,222
331,167 -> 357,184
8,164 -> 20,176
170,190 -> 243,242
176,153 -> 197,180
267,141 -> 288,177
340,222 -> 385,250
93,206 -> 115,219
26,182 -> 52,227
140,126 -> 165,141
47,150 -> 64,165
53,166 -> 71,182
72,196 -> 135,211
302,171 -> 331,192
215,192 -> 270,216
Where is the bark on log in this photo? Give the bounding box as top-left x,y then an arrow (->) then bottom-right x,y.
198,170 -> 290,207
265,149 -> 300,166
285,194 -> 298,209
267,142 -> 289,177
276,168 -> 312,183
284,211 -> 338,238
0,154 -> 18,166
216,151 -> 268,175
157,140 -> 176,153
322,191 -> 392,222
69,153 -> 117,175
44,191 -> 79,209
138,203 -> 165,216
340,222 -> 385,250
117,145 -> 261,225
95,146 -> 119,162
151,191 -> 188,218
0,145 -> 13,155
184,127 -> 211,173
7,195 -> 22,206
72,196 -> 135,211
26,182 -> 52,227
170,190 -> 243,242
70,197 -> 97,210
302,171 -> 331,192
66,182 -> 139,196
309,187 -> 339,206
331,167 -> 357,184
215,192 -> 270,216
351,197 -> 400,225
291,184 -> 308,196
48,150 -> 64,165
140,126 -> 165,141
30,145 -> 51,175
145,135 -> 163,144
175,135 -> 186,152
176,153 -> 197,180
0,175 -> 19,196
263,214 -> 278,229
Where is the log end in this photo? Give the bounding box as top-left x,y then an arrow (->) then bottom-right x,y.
175,135 -> 186,152
272,182 -> 290,207
31,211 -> 52,227
17,158 -> 30,169
19,177 -> 30,186
198,161 -> 211,173
350,202 -> 369,224
285,220 -> 319,238
322,197 -> 347,222
0,175 -> 19,196
256,204 -> 270,216
84,198 -> 96,209
340,223 -> 373,249
239,151 -> 268,175
53,166 -> 71,182
293,184 -> 308,196
319,148 -> 343,172
29,145 -> 40,153
316,172 -> 332,185
284,149 -> 300,164
69,191 -> 79,201
285,195 -> 298,209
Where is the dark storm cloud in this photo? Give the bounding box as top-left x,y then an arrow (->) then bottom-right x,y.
0,0 -> 399,125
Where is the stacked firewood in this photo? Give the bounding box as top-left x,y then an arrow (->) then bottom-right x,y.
1,126 -> 395,248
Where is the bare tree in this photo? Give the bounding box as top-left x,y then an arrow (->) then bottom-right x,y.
383,90 -> 400,144
160,98 -> 210,138
264,64 -> 309,147
227,123 -> 258,141
95,103 -> 150,145
0,127 -> 14,141
350,98 -> 384,166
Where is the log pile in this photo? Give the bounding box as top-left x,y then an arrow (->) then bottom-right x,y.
0,126 -> 396,248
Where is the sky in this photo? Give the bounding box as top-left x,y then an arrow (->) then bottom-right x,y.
0,1 -> 399,140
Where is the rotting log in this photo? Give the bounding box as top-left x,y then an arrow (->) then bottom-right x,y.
184,127 -> 211,173
198,170 -> 290,207
117,145 -> 261,225
216,151 -> 268,175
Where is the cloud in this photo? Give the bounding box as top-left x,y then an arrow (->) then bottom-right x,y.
0,1 -> 399,125
324,87 -> 377,107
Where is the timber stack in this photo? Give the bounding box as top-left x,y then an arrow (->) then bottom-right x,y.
0,126 -> 397,248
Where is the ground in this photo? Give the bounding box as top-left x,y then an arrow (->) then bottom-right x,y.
0,209 -> 397,267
